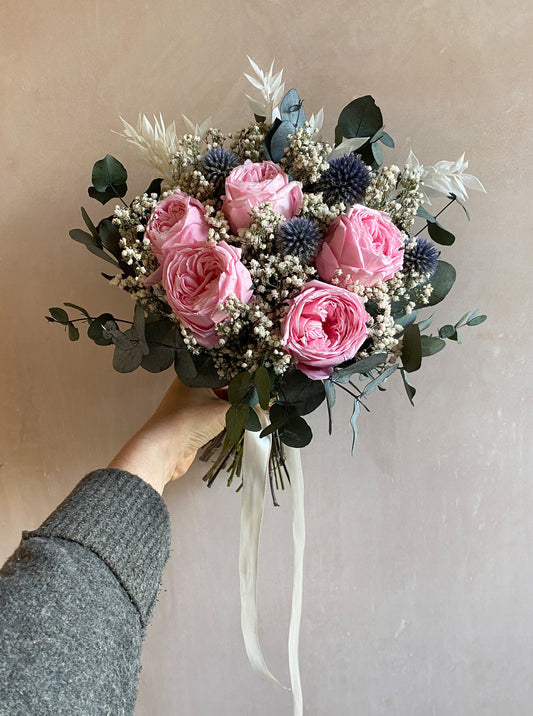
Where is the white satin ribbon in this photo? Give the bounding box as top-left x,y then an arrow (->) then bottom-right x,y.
239,410 -> 305,716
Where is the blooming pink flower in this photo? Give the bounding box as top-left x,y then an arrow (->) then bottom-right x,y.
162,240 -> 253,348
222,160 -> 303,232
315,204 -> 404,287
145,190 -> 209,263
281,280 -> 370,380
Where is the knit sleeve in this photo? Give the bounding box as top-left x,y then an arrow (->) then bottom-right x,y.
0,468 -> 171,716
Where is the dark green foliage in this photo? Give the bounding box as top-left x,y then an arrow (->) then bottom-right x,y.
401,324 -> 422,373
332,352 -> 387,384
334,95 -> 392,167
49,307 -> 69,325
87,314 -> 116,346
89,155 -> 128,205
276,370 -> 325,415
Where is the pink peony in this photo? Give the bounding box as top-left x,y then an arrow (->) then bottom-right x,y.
315,204 -> 404,288
162,240 -> 253,348
222,160 -> 303,232
281,280 -> 370,380
145,190 -> 209,263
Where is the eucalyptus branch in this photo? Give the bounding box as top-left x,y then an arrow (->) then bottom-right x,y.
414,196 -> 456,237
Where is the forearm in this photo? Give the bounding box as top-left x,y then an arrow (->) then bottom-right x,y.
0,469 -> 171,715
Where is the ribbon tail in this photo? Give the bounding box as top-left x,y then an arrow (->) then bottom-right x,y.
286,446 -> 305,716
239,419 -> 286,688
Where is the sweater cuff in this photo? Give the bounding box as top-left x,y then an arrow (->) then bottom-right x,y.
27,468 -> 171,626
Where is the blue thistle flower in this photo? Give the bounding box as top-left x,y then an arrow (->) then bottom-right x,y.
403,237 -> 440,277
314,154 -> 371,207
200,148 -> 240,193
274,217 -> 323,264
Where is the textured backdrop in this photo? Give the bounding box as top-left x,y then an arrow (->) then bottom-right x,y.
1,1 -> 531,714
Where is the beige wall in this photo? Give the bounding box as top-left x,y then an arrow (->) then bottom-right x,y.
1,1 -> 531,714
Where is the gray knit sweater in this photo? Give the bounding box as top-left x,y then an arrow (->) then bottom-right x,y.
0,468 -> 171,715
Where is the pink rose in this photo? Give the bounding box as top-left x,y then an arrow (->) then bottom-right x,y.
281,280 -> 370,380
162,240 -> 253,348
146,190 -> 209,263
315,204 -> 404,288
222,160 -> 303,232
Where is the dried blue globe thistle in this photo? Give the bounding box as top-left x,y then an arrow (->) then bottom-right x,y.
403,237 -> 440,277
314,153 -> 371,207
200,147 -> 240,193
274,217 -> 323,264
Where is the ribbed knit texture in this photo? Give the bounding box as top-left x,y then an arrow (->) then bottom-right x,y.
32,468 -> 171,626
0,468 -> 171,715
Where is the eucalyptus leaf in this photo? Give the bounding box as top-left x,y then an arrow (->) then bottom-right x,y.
141,344 -> 174,373
88,184 -> 128,205
395,310 -> 418,330
245,407 -> 262,432
280,89 -> 305,127
466,313 -> 487,326
332,353 -> 388,383
417,313 -> 434,332
112,341 -> 144,373
254,366 -> 271,410
426,261 -> 456,307
280,414 -> 313,448
428,221 -> 455,246
276,369 -> 325,415
105,325 -> 134,351
260,402 -> 291,438
400,369 -> 416,407
360,364 -> 398,397
132,303 -> 148,355
439,324 -> 455,339
380,131 -> 394,148
228,371 -> 253,405
337,96 -> 383,139
174,350 -> 227,389
91,155 -> 127,192
371,142 -> 383,166
350,400 -> 361,455
420,335 -> 446,357
87,313 -> 116,346
401,323 -> 422,373
226,404 -> 249,445
416,206 -> 436,223
269,119 -> 296,163
49,307 -> 69,325
98,218 -> 122,259
68,322 -> 80,341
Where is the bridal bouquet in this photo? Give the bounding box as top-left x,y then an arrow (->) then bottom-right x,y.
49,58 -> 486,714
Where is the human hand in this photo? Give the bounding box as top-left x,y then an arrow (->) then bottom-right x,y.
108,379 -> 229,494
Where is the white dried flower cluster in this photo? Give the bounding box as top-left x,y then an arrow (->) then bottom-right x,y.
299,192 -> 345,229
204,206 -> 231,242
282,125 -> 331,184
238,203 -> 285,252
112,193 -> 159,279
365,165 -> 424,231
229,122 -> 268,163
